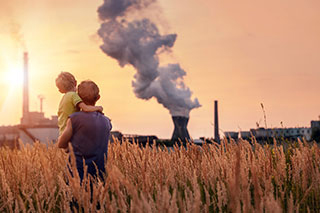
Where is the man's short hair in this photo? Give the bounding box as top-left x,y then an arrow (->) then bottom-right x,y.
56,72 -> 77,92
78,80 -> 100,105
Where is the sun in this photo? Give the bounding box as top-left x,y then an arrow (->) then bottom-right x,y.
4,65 -> 24,87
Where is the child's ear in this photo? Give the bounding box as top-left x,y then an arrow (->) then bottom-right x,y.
96,94 -> 101,101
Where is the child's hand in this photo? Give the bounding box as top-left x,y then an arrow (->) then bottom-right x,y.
64,147 -> 70,153
97,106 -> 103,113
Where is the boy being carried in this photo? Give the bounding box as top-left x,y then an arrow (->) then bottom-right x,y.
55,72 -> 103,135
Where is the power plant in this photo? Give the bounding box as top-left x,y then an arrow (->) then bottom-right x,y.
0,52 -> 58,148
171,116 -> 190,142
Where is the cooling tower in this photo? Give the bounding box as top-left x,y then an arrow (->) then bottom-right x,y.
171,116 -> 190,142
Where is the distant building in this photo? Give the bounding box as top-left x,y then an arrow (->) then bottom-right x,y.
311,120 -> 320,129
311,120 -> 320,142
240,131 -> 251,139
224,131 -> 238,140
225,126 -> 313,142
0,52 -> 59,148
110,131 -> 123,142
250,127 -> 312,141
123,134 -> 158,144
21,112 -> 58,126
0,110 -> 59,146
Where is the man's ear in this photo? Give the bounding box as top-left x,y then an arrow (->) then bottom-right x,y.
96,94 -> 100,101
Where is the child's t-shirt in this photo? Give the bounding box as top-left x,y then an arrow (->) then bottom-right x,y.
58,91 -> 82,135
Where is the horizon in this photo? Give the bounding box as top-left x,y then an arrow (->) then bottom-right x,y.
0,0 -> 319,139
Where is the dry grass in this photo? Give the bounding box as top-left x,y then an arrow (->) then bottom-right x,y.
0,138 -> 319,212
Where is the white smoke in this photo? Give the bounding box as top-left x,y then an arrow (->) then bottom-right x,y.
97,0 -> 201,117
10,21 -> 26,50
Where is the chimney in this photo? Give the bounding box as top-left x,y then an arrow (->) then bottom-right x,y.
214,100 -> 220,142
171,116 -> 190,143
22,52 -> 29,124
38,95 -> 45,113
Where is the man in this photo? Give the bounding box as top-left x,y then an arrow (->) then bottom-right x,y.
58,80 -> 112,181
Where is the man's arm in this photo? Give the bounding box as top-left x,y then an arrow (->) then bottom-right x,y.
57,118 -> 73,149
78,102 -> 103,113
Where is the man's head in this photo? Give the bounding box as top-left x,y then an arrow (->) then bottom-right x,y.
56,72 -> 77,93
78,80 -> 100,106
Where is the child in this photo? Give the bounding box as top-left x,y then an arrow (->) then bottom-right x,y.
56,72 -> 103,135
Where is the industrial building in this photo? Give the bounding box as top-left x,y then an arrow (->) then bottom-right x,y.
224,123 -> 319,142
213,101 -> 320,142
0,52 -> 59,148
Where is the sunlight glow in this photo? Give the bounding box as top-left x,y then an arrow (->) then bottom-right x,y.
4,65 -> 23,88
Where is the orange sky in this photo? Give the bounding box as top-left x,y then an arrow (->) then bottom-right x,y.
0,0 -> 319,139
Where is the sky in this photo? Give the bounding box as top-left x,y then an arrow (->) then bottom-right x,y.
0,0 -> 319,139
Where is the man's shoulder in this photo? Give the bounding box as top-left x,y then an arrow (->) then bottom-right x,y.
69,111 -> 109,120
69,111 -> 86,119
97,113 -> 111,122
69,112 -> 111,130
95,113 -> 112,126
103,115 -> 111,123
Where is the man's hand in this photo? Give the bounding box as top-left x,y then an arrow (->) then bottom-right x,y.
57,119 -> 73,149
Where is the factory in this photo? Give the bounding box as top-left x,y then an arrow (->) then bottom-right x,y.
213,101 -> 320,143
225,127 -> 313,141
0,52 -> 59,148
224,119 -> 320,142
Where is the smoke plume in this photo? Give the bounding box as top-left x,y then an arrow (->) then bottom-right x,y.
97,0 -> 201,117
10,21 -> 26,50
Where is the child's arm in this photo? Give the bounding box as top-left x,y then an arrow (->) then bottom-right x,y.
78,102 -> 103,113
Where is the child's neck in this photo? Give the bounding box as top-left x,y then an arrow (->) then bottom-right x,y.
65,88 -> 77,94
65,88 -> 76,93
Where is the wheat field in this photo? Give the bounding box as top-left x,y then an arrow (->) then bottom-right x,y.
0,139 -> 319,212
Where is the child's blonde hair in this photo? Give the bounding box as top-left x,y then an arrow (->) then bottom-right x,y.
55,72 -> 77,93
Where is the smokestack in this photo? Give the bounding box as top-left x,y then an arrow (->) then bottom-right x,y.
214,100 -> 220,142
171,116 -> 190,143
38,95 -> 45,113
23,52 -> 29,121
